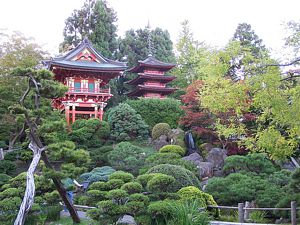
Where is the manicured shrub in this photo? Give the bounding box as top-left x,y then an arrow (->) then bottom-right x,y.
126,98 -> 184,128
0,173 -> 11,187
159,145 -> 186,156
106,179 -> 125,190
129,193 -> 150,205
0,160 -> 16,175
152,123 -> 171,140
107,103 -> 149,141
0,188 -> 21,200
107,189 -> 129,204
88,181 -> 109,191
89,145 -> 113,167
80,166 -> 116,183
109,171 -> 134,183
121,182 -> 143,194
223,153 -> 276,175
87,190 -> 107,205
147,200 -> 177,223
108,142 -> 154,174
141,153 -> 197,175
147,174 -> 175,193
147,164 -> 201,192
70,119 -> 110,148
136,173 -> 157,188
43,190 -> 60,205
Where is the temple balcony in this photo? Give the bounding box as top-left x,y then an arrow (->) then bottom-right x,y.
66,87 -> 111,96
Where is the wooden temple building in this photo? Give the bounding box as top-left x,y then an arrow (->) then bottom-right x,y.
47,38 -> 127,125
126,55 -> 176,98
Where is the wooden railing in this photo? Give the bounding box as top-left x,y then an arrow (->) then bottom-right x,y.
208,201 -> 298,225
67,87 -> 110,94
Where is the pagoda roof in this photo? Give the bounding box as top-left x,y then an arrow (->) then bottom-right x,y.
47,38 -> 127,72
125,74 -> 176,85
127,85 -> 177,97
127,55 -> 176,73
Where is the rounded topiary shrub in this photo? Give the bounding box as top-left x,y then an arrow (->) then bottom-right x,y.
147,164 -> 201,192
152,123 -> 171,140
136,173 -> 157,188
109,171 -> 134,183
147,174 -> 175,193
159,145 -> 186,156
121,182 -> 143,194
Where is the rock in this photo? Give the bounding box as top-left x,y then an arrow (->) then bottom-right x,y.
169,128 -> 185,147
152,135 -> 169,150
182,152 -> 203,164
198,162 -> 214,178
116,214 -> 137,225
206,148 -> 227,169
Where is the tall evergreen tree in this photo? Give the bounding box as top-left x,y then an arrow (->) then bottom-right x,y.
118,26 -> 175,68
61,0 -> 118,58
229,23 -> 269,80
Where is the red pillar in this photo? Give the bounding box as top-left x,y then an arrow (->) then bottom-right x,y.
65,105 -> 70,127
72,105 -> 76,123
94,106 -> 98,119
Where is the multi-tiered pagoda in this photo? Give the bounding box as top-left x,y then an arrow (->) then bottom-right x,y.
47,38 -> 126,125
126,55 -> 176,98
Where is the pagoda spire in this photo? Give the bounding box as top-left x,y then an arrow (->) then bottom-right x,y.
146,21 -> 153,57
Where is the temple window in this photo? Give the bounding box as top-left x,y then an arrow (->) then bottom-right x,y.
74,81 -> 81,92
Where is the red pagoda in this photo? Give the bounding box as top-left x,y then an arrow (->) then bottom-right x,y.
47,38 -> 126,126
126,55 -> 176,98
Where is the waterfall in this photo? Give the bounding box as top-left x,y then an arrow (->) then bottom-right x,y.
185,131 -> 198,155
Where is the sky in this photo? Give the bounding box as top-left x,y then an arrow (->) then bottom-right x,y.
0,0 -> 300,60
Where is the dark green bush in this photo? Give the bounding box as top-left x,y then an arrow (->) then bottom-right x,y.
70,119 -> 110,148
152,123 -> 171,140
89,145 -> 113,167
126,98 -> 184,128
88,181 -> 109,191
106,179 -> 125,190
108,142 -> 154,174
80,166 -> 116,183
0,160 -> 16,175
159,145 -> 186,156
136,173 -> 157,188
147,174 -> 175,193
129,193 -> 149,205
0,173 -> 11,187
121,182 -> 143,194
147,164 -> 201,192
107,189 -> 129,204
141,153 -> 197,175
109,171 -> 134,183
107,103 -> 149,141
223,153 -> 276,175
147,200 -> 177,223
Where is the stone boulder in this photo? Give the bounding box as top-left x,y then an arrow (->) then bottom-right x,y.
198,162 -> 214,178
116,215 -> 137,225
182,153 -> 213,178
205,148 -> 227,169
182,152 -> 203,164
152,135 -> 169,150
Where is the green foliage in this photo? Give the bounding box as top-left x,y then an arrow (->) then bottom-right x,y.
223,153 -> 276,175
106,179 -> 125,190
147,200 -> 175,223
43,190 -> 60,205
126,98 -> 184,128
290,168 -> 300,193
70,119 -> 110,148
109,171 -> 134,183
152,123 -> 171,140
89,145 -> 113,167
129,193 -> 149,205
141,153 -> 197,175
0,173 -> 11,187
0,160 -> 16,175
177,186 -> 206,207
107,103 -> 149,141
106,189 -> 129,204
136,173 -> 157,188
268,169 -> 292,187
147,174 -> 175,193
121,182 -> 143,194
108,142 -> 154,174
205,173 -> 285,207
159,145 -> 186,156
147,164 -> 201,192
118,27 -> 175,67
167,200 -> 211,225
61,0 -> 118,58
80,166 -> 116,183
88,181 -> 109,191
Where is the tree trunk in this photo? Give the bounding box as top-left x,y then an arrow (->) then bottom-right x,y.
41,151 -> 80,223
14,143 -> 42,225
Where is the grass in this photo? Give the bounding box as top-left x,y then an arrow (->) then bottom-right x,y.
47,217 -> 97,225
